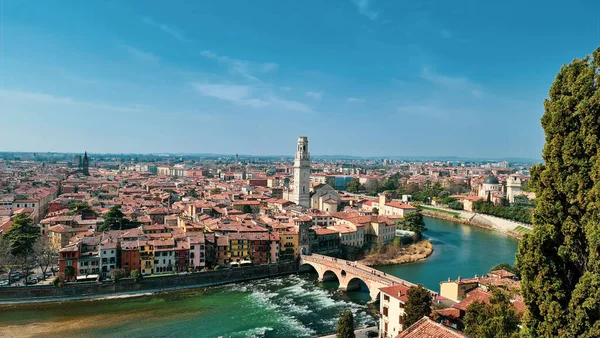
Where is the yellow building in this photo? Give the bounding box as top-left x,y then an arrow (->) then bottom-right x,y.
439,276 -> 480,302
48,224 -> 74,250
140,240 -> 154,275
280,230 -> 299,260
228,233 -> 249,263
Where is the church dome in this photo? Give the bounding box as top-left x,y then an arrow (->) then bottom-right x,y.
483,176 -> 499,184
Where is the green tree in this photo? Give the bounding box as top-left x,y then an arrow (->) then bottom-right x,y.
402,211 -> 427,238
336,309 -> 355,338
4,213 -> 40,281
241,204 -> 253,214
516,47 -> 600,338
403,284 -> 432,328
64,265 -> 75,281
66,202 -> 96,216
99,205 -> 139,231
130,269 -> 142,283
448,200 -> 463,210
463,289 -> 520,338
372,207 -> 379,215
188,189 -> 199,198
345,178 -> 361,193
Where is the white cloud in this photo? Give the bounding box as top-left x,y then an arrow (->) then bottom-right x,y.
262,62 -> 279,72
347,97 -> 365,103
121,44 -> 160,64
352,0 -> 378,20
420,66 -> 483,97
441,29 -> 452,39
200,50 -> 278,81
193,83 -> 312,113
0,89 -> 145,112
142,17 -> 185,41
305,91 -> 323,100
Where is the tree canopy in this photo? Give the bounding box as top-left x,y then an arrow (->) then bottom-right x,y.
99,205 -> 139,232
345,178 -> 362,193
516,47 -> 600,337
403,284 -> 432,328
4,213 -> 40,258
336,309 -> 355,338
463,289 -> 520,338
402,211 -> 427,238
66,202 -> 96,216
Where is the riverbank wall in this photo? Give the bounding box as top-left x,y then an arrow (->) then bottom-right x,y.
421,210 -> 525,240
0,261 -> 298,304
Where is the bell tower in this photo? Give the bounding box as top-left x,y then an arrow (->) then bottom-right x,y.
82,151 -> 90,176
293,136 -> 310,208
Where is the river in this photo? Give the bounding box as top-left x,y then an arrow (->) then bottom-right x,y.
0,217 -> 518,338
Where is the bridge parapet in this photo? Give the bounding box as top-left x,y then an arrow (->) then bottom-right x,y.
300,254 -> 438,297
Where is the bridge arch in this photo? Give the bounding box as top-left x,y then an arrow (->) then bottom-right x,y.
322,270 -> 340,283
299,254 -> 432,303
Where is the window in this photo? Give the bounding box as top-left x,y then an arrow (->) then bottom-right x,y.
384,295 -> 390,302
383,307 -> 389,316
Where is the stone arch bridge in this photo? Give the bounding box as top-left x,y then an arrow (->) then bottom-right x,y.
300,254 -> 437,301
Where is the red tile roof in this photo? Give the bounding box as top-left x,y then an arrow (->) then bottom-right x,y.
397,316 -> 468,338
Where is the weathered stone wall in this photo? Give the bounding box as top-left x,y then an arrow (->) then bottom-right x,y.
0,262 -> 298,302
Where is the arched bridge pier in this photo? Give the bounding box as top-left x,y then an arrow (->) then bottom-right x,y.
300,254 -> 437,302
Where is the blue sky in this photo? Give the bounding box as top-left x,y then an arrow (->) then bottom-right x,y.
1,0 -> 599,158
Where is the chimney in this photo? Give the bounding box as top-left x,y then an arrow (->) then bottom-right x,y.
458,276 -> 462,282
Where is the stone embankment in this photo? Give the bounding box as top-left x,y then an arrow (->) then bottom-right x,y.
359,240 -> 434,266
421,208 -> 530,240
0,261 -> 298,304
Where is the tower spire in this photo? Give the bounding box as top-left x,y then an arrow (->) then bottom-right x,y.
293,136 -> 310,208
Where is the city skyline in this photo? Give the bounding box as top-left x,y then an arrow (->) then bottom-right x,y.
1,1 -> 599,158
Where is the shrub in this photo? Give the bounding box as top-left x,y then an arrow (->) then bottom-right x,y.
130,269 -> 142,283
110,268 -> 128,282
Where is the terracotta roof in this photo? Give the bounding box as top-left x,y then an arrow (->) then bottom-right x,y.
385,201 -> 416,210
379,284 -> 411,302
397,316 -> 468,338
435,308 -> 462,319
453,288 -> 492,311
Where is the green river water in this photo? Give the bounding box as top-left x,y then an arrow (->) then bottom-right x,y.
0,217 -> 518,338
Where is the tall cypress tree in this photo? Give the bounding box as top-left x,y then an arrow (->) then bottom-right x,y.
336,310 -> 355,338
517,47 -> 600,337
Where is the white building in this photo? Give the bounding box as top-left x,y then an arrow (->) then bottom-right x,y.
99,239 -> 118,279
152,239 -> 175,274
292,136 -> 311,208
379,284 -> 411,337
506,175 -> 522,203
478,176 -> 501,198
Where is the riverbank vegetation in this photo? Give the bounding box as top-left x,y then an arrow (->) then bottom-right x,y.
359,239 -> 433,266
472,201 -> 533,224
420,206 -> 460,217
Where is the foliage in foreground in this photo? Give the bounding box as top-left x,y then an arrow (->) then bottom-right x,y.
403,284 -> 432,328
517,47 -> 600,337
336,309 -> 355,338
463,289 -> 520,338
